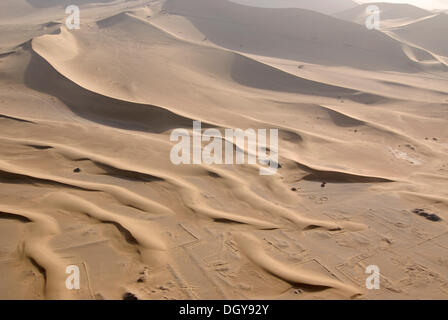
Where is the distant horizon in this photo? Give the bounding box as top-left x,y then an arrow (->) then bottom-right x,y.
229,0 -> 448,11
357,0 -> 448,11
2,0 -> 448,303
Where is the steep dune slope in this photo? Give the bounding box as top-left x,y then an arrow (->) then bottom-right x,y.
162,0 -> 416,72
26,0 -> 125,8
334,2 -> 431,26
0,0 -> 36,20
28,12 -> 447,184
391,13 -> 448,58
31,16 -> 388,106
0,0 -> 447,301
228,0 -> 358,14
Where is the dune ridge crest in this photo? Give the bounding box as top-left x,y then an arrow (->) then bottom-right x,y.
0,0 -> 447,300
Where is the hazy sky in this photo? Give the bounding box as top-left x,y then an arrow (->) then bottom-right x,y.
357,0 -> 448,10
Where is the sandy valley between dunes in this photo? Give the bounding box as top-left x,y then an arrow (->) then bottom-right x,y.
0,0 -> 447,300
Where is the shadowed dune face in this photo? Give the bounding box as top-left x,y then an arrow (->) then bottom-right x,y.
392,13 -> 448,57
0,0 -> 448,301
163,0 -> 417,71
334,4 -> 448,65
228,0 -> 358,14
230,53 -> 356,96
26,0 -> 121,8
24,49 -> 206,133
334,3 -> 431,24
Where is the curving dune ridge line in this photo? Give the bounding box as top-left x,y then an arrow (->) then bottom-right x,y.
0,0 -> 447,300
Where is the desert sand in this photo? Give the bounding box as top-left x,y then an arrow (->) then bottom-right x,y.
0,0 -> 447,300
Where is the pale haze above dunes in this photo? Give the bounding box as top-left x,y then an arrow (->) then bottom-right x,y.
0,0 -> 447,300
228,0 -> 358,14
357,0 -> 448,11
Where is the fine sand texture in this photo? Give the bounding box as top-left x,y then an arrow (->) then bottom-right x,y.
0,0 -> 447,300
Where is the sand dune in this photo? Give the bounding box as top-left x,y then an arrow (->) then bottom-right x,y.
334,2 -> 432,26
234,233 -> 362,298
228,0 -> 358,14
0,0 -> 447,300
162,0 -> 420,72
391,13 -> 448,58
27,0 -> 119,8
334,3 -> 448,65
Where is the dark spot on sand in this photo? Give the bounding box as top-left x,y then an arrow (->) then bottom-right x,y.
291,187 -> 297,192
122,292 -> 138,300
412,209 -> 442,222
137,277 -> 145,283
73,168 -> 81,173
94,293 -> 105,300
321,182 -> 326,188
